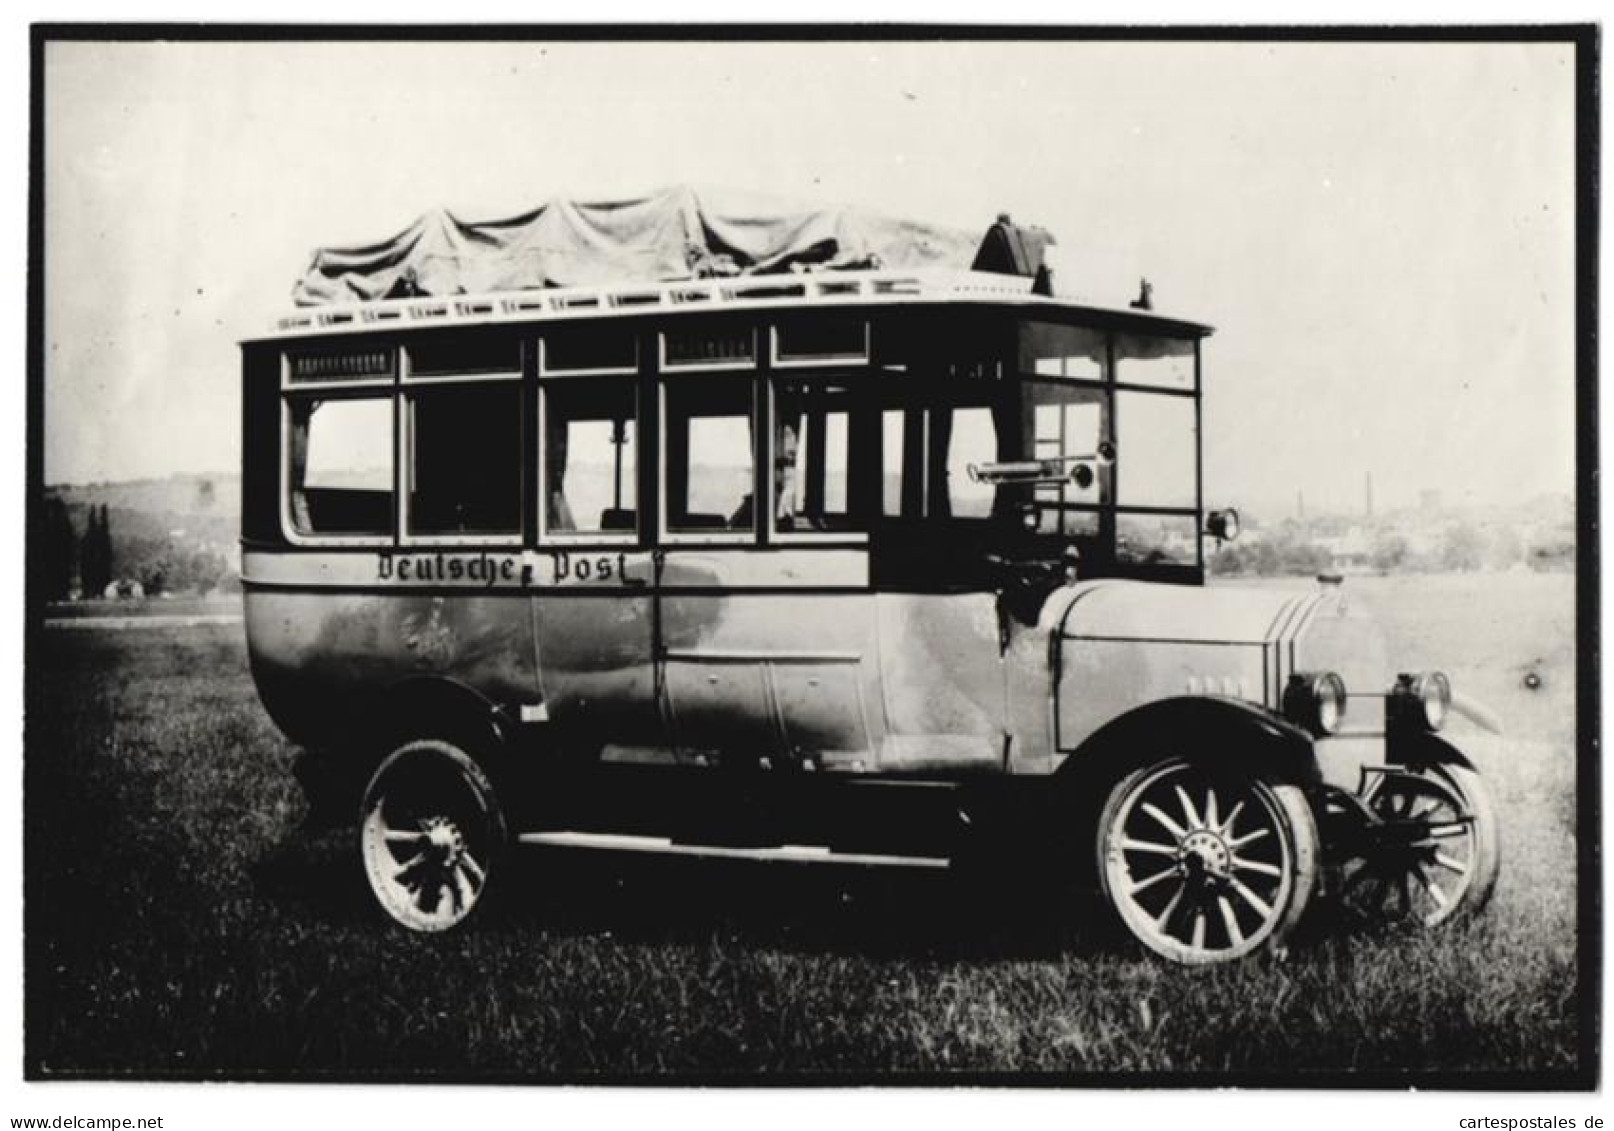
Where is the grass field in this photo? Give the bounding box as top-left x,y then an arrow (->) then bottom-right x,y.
25,572 -> 1588,1082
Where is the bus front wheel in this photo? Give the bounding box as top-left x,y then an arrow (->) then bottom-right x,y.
1096,756 -> 1320,964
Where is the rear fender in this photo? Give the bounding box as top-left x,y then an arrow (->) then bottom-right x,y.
370,675 -> 515,756
298,676 -> 517,825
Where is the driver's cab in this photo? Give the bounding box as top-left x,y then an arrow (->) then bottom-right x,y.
865,307 -> 1208,598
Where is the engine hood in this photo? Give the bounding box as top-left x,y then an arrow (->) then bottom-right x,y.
1045,579 -> 1391,709
1047,579 -> 1319,647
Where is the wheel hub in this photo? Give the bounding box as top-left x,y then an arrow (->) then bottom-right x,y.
420,815 -> 466,867
1178,829 -> 1232,886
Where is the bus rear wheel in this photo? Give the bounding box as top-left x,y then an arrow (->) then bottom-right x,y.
1096,756 -> 1320,964
359,738 -> 508,932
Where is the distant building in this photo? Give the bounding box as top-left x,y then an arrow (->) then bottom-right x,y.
1318,526 -> 1373,573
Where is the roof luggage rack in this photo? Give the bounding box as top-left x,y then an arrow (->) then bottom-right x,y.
271,269 -> 1040,336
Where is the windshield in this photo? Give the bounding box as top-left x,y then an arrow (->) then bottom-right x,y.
1016,320 -> 1202,571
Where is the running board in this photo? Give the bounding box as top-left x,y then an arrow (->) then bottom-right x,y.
517,830 -> 952,870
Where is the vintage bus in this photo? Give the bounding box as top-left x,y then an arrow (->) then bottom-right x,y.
240,218 -> 1500,964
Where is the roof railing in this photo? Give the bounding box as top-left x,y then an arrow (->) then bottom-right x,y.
271,268 -> 1039,335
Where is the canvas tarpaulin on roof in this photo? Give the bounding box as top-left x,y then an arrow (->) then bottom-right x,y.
292,185 -> 981,306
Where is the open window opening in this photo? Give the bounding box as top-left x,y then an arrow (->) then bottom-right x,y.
879,399 -> 1008,523
404,383 -> 523,538
286,396 -> 394,538
771,380 -> 868,537
544,378 -> 639,539
662,377 -> 756,537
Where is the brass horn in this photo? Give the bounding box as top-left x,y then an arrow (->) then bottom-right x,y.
967,442 -> 1118,487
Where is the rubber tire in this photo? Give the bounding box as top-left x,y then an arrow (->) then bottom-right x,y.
1434,763 -> 1502,921
359,738 -> 509,933
1376,761 -> 1500,926
1095,757 -> 1320,965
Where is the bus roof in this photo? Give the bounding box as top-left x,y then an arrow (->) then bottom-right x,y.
246,269 -> 1214,345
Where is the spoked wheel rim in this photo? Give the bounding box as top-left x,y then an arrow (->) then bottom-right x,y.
1339,769 -> 1481,929
360,741 -> 504,932
1101,759 -> 1312,964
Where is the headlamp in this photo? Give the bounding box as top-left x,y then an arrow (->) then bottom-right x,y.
1393,671 -> 1452,731
1284,671 -> 1347,736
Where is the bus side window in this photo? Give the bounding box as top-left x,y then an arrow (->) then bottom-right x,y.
878,404 -> 1003,521
662,377 -> 755,537
936,405 -> 998,519
772,380 -> 866,535
881,408 -> 925,519
543,378 -> 638,539
405,383 -> 523,537
287,396 -> 394,537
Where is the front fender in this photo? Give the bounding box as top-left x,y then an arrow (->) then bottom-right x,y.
1062,695 -> 1322,787
1389,730 -> 1478,773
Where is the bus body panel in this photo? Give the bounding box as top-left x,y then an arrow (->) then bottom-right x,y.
531,588 -> 662,753
660,591 -> 881,767
874,592 -> 1005,773
243,588 -> 542,748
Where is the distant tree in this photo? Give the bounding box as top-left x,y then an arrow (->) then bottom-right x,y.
188,548 -> 229,594
1284,540 -> 1332,577
1487,525 -> 1524,571
41,496 -> 77,600
79,505 -> 114,597
101,506 -> 116,586
1439,522 -> 1485,572
1528,539 -> 1575,573
1208,544 -> 1248,576
1370,532 -> 1410,575
138,555 -> 168,596
77,506 -> 94,595
1239,530 -> 1331,577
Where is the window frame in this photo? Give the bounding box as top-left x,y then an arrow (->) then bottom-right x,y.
538,369 -> 642,547
1021,376 -> 1114,534
872,380 -> 1015,527
766,373 -> 872,546
1112,331 -> 1200,394
657,372 -> 760,547
397,342 -> 525,548
1112,386 -> 1200,514
539,327 -> 640,378
279,347 -> 399,548
769,319 -> 872,370
659,325 -> 759,373
1014,319 -> 1206,569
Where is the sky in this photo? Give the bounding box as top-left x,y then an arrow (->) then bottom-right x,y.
42,38 -> 1579,517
